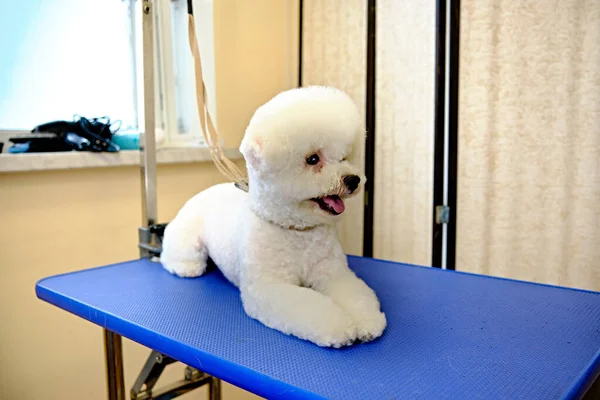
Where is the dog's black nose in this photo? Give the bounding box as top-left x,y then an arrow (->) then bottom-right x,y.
343,175 -> 361,192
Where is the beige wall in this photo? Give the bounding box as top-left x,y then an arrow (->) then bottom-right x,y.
0,164 -> 260,400
0,0 -> 298,398
214,0 -> 299,148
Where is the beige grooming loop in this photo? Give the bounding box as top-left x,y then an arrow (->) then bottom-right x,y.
187,13 -> 249,192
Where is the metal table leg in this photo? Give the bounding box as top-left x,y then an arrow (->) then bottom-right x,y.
104,329 -> 126,400
209,375 -> 222,400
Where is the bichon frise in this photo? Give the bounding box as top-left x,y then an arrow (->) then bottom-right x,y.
160,86 -> 386,347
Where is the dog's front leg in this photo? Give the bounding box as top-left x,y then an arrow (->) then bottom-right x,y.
240,279 -> 358,348
316,263 -> 387,343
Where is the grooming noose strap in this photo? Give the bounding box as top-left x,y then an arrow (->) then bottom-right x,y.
187,0 -> 249,192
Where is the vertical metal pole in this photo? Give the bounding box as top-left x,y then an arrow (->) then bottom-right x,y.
140,0 -> 158,237
103,2 -> 157,400
104,330 -> 125,400
431,0 -> 448,268
209,375 -> 222,400
363,0 -> 376,257
298,0 -> 303,87
446,0 -> 460,271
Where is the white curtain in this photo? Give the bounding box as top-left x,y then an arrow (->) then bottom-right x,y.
301,0 -> 367,256
457,0 -> 600,290
373,0 -> 437,265
302,1 -> 438,264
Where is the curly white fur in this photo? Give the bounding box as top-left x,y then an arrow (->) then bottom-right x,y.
160,86 -> 386,347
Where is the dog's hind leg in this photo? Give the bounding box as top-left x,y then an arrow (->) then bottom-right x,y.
160,210 -> 208,278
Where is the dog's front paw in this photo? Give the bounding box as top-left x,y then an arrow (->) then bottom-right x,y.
313,316 -> 358,348
161,259 -> 206,278
354,311 -> 387,343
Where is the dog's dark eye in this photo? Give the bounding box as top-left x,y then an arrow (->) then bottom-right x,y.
306,154 -> 320,165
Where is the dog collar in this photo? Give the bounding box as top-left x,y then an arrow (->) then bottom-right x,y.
265,216 -> 317,232
283,223 -> 316,232
251,208 -> 317,232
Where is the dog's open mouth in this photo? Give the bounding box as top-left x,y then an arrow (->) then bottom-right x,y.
311,195 -> 345,215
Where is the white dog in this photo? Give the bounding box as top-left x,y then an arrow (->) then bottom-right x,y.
160,86 -> 386,347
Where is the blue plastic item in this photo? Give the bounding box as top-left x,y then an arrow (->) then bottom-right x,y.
111,132 -> 140,150
36,256 -> 600,399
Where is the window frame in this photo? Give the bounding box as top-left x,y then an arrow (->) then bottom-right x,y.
0,0 -> 216,152
153,0 -> 215,149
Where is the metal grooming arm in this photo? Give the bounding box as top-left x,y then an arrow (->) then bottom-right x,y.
102,1 -> 221,398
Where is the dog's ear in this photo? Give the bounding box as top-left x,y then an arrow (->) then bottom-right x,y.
239,136 -> 264,171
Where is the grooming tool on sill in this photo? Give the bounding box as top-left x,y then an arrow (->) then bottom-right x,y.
8,133 -> 92,153
8,133 -> 74,153
112,131 -> 140,150
8,116 -> 121,153
31,115 -> 121,152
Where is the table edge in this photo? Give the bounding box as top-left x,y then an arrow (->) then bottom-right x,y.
562,347 -> 600,399
36,256 -> 600,297
35,283 -> 326,400
35,256 -> 600,399
349,255 -> 600,296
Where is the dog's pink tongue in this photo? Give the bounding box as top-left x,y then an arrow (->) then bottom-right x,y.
323,196 -> 345,214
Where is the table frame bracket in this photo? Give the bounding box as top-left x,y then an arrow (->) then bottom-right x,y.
138,223 -> 168,258
130,350 -> 220,400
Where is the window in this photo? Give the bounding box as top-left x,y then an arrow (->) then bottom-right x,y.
0,0 -> 215,149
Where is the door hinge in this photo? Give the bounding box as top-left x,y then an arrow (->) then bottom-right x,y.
435,205 -> 450,224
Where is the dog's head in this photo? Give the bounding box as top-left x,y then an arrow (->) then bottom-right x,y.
240,86 -> 365,228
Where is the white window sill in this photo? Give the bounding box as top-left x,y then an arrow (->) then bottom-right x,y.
0,146 -> 243,173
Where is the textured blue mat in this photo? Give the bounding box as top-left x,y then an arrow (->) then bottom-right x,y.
36,256 -> 600,399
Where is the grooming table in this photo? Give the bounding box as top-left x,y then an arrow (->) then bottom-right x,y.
36,256 -> 600,399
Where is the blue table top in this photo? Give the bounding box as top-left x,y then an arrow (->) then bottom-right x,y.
36,256 -> 600,399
